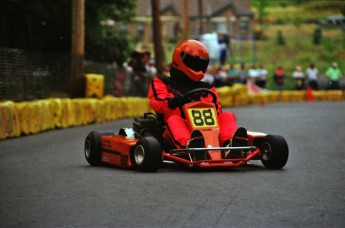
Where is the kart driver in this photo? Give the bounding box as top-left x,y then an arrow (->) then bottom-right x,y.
148,40 -> 247,158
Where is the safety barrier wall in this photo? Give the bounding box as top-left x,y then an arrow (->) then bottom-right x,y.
1,85 -> 344,140
0,97 -> 152,140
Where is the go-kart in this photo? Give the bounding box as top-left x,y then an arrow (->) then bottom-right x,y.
84,88 -> 288,172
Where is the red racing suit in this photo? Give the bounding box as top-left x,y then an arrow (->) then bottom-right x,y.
148,75 -> 238,148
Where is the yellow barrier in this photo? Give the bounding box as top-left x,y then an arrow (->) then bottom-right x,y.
217,86 -> 233,107
312,91 -> 325,101
49,98 -> 63,128
14,101 -> 55,135
324,91 -> 344,101
1,85 -> 345,140
0,101 -> 20,139
85,74 -> 105,99
15,102 -> 30,135
61,99 -> 76,128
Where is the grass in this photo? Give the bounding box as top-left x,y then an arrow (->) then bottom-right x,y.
154,1 -> 345,91
253,23 -> 344,90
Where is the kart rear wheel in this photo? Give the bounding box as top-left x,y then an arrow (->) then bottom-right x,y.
260,135 -> 289,169
85,131 -> 113,166
132,137 -> 162,172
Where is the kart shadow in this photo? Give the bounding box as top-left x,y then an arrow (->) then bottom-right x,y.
159,161 -> 268,173
82,161 -> 277,173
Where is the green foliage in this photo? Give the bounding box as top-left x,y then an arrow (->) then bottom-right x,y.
257,0 -> 268,22
341,4 -> 345,16
293,17 -> 302,28
313,27 -> 322,45
251,1 -> 344,91
1,0 -> 137,65
85,0 -> 137,65
276,30 -> 286,45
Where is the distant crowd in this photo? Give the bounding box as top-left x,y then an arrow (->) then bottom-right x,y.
119,49 -> 343,97
270,62 -> 343,91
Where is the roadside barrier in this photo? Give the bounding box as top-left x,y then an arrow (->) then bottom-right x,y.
0,101 -> 20,139
0,84 -> 344,140
85,74 -> 104,99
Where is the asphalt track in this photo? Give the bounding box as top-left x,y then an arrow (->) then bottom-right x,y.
0,101 -> 344,227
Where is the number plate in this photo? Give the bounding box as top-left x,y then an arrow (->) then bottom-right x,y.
187,108 -> 218,128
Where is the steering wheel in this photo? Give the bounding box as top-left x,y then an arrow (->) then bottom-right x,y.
184,88 -> 218,109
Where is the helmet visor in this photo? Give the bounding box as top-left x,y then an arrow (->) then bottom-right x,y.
180,52 -> 209,73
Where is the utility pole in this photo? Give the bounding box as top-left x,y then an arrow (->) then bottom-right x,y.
151,0 -> 164,77
182,0 -> 189,41
70,0 -> 84,98
198,0 -> 203,35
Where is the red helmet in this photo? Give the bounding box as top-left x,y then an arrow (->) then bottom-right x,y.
171,40 -> 210,81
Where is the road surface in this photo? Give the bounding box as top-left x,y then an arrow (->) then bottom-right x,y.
0,101 -> 344,227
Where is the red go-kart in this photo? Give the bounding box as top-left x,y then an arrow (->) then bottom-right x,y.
84,88 -> 289,172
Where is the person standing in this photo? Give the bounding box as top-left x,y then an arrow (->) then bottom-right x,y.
326,62 -> 343,90
238,63 -> 247,84
227,64 -> 239,85
292,66 -> 305,90
274,66 -> 285,92
132,52 -> 149,97
257,64 -> 268,88
218,33 -> 228,66
248,65 -> 261,87
306,63 -> 319,90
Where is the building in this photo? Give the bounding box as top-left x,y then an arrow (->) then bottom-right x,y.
125,0 -> 254,45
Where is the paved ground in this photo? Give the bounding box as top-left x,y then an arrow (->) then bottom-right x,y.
0,101 -> 344,227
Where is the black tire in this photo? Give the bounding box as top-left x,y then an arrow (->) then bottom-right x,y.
260,135 -> 289,169
84,131 -> 113,166
132,137 -> 162,172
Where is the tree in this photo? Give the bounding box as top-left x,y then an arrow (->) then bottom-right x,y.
255,0 -> 268,24
276,30 -> 285,45
0,0 -> 136,66
151,0 -> 164,77
71,0 -> 85,98
313,27 -> 322,45
84,0 -> 137,65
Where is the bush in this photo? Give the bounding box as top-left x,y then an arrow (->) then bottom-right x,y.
313,27 -> 322,45
276,30 -> 286,45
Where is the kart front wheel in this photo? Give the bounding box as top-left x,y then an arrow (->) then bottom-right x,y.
260,135 -> 289,169
132,137 -> 162,172
85,131 -> 113,166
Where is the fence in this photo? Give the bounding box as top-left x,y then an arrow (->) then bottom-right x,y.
0,47 -> 71,101
0,47 -> 127,101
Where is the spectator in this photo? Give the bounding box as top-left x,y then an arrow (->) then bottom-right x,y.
257,64 -> 268,88
142,51 -> 157,90
124,50 -> 141,95
227,64 -> 239,85
202,66 -> 216,86
218,33 -> 228,66
142,51 -> 157,79
306,63 -> 319,90
274,66 -> 285,92
132,52 -> 150,97
238,63 -> 247,84
292,65 -> 305,90
200,32 -> 220,66
163,63 -> 171,77
326,62 -> 343,90
248,65 -> 260,86
215,65 -> 228,87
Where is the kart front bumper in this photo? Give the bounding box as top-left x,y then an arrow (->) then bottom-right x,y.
162,147 -> 261,168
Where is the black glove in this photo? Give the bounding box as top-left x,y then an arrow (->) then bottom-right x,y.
168,94 -> 188,109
